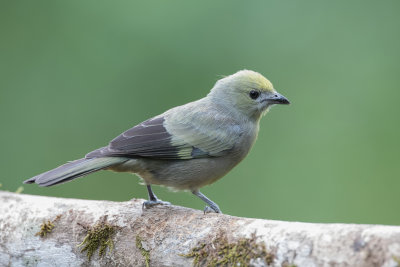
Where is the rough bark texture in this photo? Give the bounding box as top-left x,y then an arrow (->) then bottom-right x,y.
1,191 -> 400,267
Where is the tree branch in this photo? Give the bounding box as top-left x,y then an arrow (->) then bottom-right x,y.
1,191 -> 400,266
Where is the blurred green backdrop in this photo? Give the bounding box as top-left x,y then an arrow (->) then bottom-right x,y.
1,1 -> 399,225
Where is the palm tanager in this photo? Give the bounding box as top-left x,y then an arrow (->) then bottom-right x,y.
24,70 -> 290,213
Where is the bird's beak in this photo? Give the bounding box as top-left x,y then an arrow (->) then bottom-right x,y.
264,92 -> 290,105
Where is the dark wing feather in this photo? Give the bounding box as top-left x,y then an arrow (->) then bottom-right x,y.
86,116 -> 184,159
110,117 -> 177,154
86,102 -> 242,160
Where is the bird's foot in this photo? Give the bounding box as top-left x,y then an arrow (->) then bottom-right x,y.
192,190 -> 222,214
203,205 -> 222,214
142,199 -> 171,210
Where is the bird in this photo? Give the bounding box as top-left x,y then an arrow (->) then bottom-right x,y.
24,70 -> 290,213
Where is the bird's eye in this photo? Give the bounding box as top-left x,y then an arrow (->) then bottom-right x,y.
249,90 -> 260,100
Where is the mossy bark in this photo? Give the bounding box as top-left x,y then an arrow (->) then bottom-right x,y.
1,191 -> 400,266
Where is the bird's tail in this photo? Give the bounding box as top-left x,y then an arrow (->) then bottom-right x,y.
24,157 -> 127,187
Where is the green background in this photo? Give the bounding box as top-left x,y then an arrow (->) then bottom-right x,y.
1,1 -> 399,225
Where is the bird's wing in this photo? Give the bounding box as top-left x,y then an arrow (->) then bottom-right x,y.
86,103 -> 242,160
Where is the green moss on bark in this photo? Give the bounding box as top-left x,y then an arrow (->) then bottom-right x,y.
78,220 -> 117,261
136,235 -> 150,267
181,232 -> 274,267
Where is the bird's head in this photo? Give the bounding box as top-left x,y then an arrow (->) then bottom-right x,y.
208,70 -> 290,121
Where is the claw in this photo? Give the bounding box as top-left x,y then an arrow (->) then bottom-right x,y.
203,205 -> 222,214
142,199 -> 171,210
203,206 -> 214,214
192,190 -> 222,214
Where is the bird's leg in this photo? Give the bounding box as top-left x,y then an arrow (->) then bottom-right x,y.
147,184 -> 158,201
142,185 -> 170,210
192,190 -> 222,214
